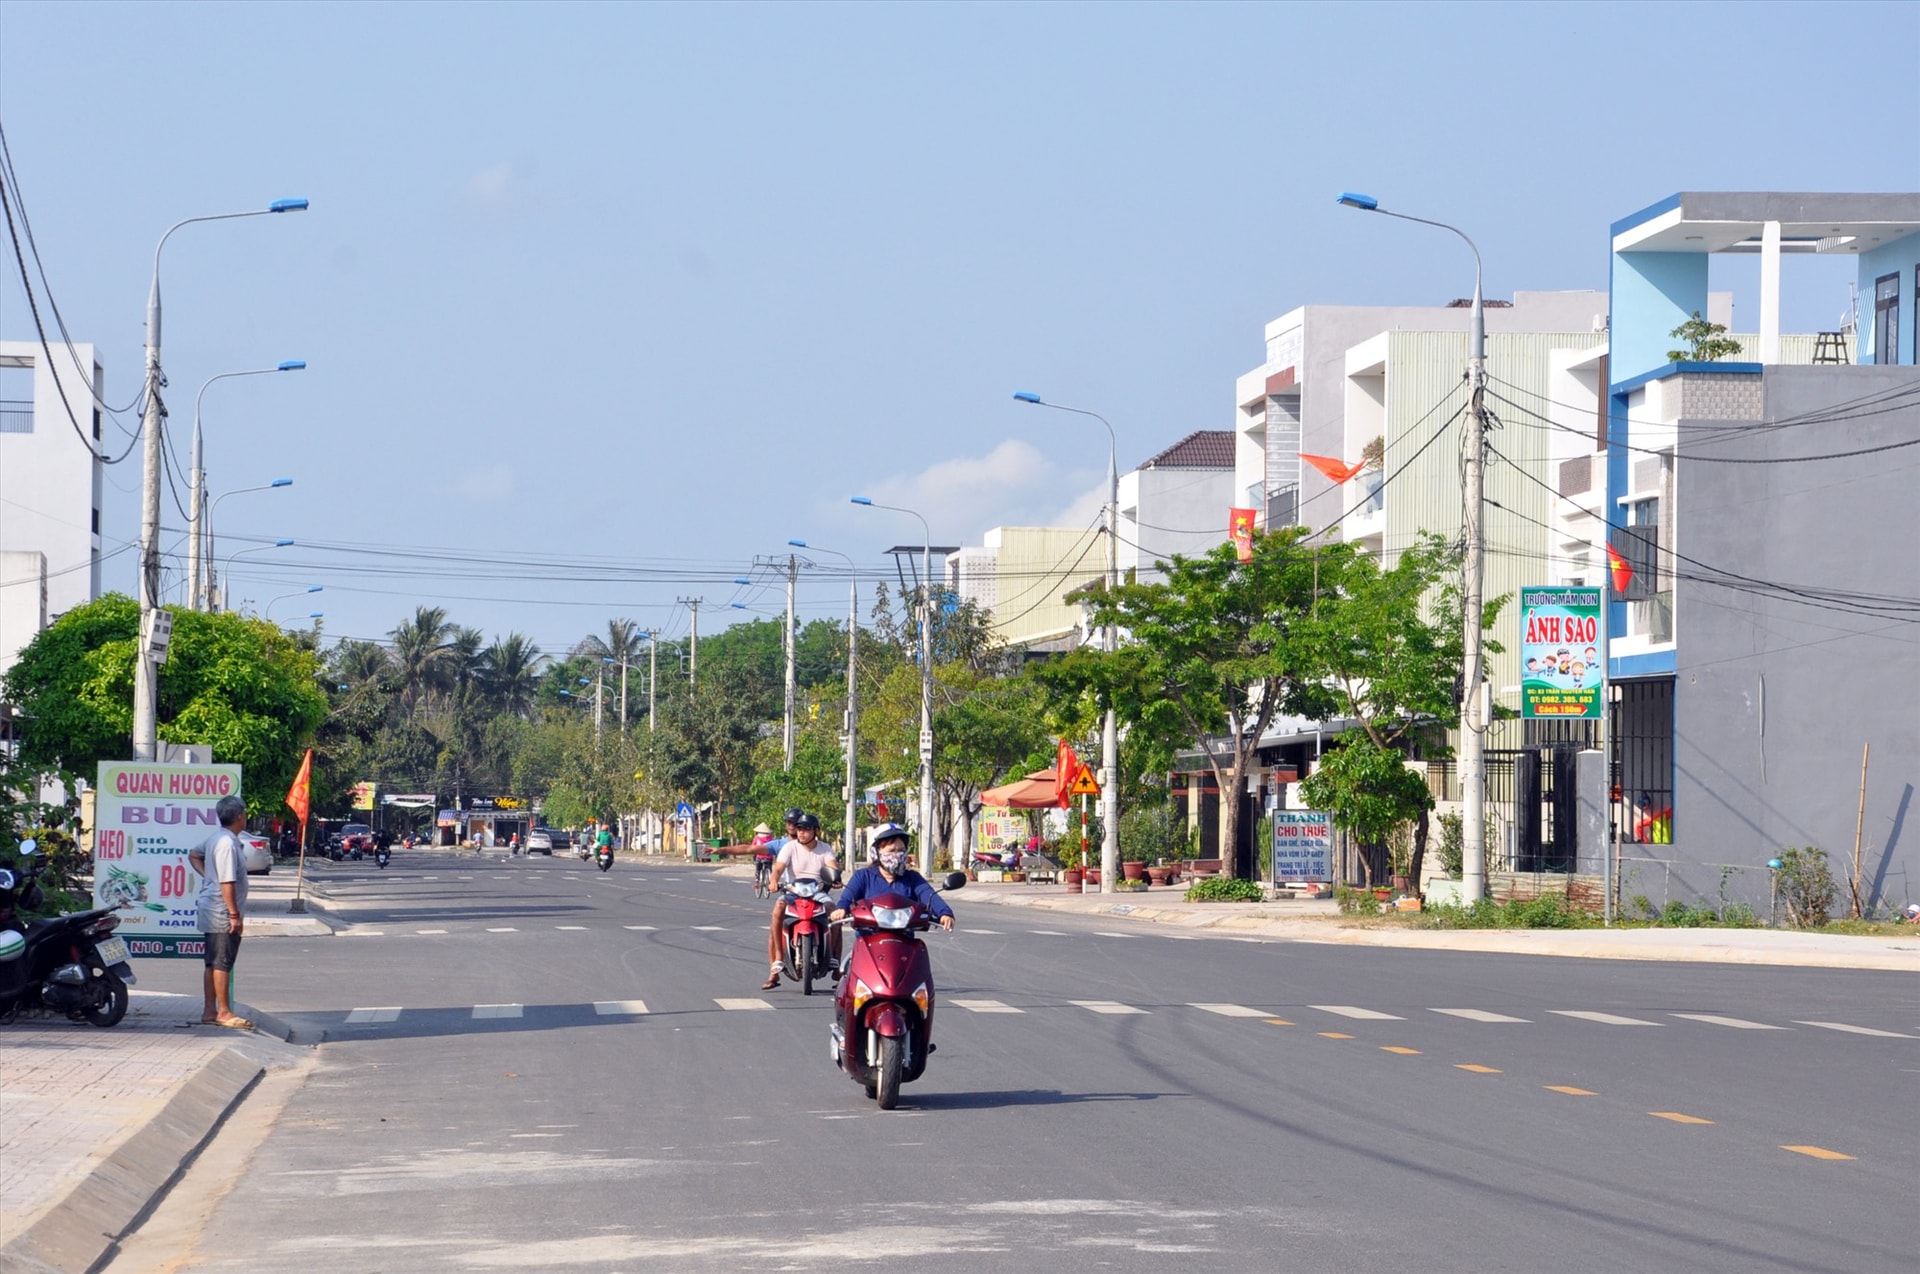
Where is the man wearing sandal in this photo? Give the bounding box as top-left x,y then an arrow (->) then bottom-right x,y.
190,795 -> 253,1029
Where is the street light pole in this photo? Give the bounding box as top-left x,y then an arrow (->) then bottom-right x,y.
265,585 -> 322,623
220,538 -> 294,612
203,478 -> 292,611
1337,191 -> 1488,901
851,497 -> 937,876
1014,393 -> 1122,892
134,198 -> 308,761
188,362 -> 304,611
644,629 -> 659,731
791,539 -> 860,878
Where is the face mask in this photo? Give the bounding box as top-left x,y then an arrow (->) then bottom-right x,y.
878,850 -> 908,874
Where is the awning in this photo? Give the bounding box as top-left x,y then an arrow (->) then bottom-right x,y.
980,769 -> 1064,810
436,809 -> 460,827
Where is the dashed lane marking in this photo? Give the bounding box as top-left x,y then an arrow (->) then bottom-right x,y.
1381,1046 -> 1421,1055
1551,1010 -> 1662,1027
556,925 -> 588,931
1546,1086 -> 1598,1096
1431,1008 -> 1529,1023
415,929 -> 448,935
1265,1019 -> 1294,1027
1093,932 -> 1133,939
968,928 -> 1002,934
1313,1005 -> 1405,1021
715,998 -> 774,1011
486,927 -> 518,933
594,1000 -> 650,1016
624,925 -> 656,931
693,925 -> 727,932
345,1007 -> 401,1024
1072,1000 -> 1149,1015
1649,1111 -> 1712,1124
1189,1003 -> 1270,1018
1455,1064 -> 1501,1074
1795,1020 -> 1919,1039
473,1004 -> 524,1020
1318,1032 -> 1354,1040
1028,930 -> 1068,936
341,930 -> 385,937
950,999 -> 1024,1014
1781,1144 -> 1854,1160
1671,1013 -> 1789,1030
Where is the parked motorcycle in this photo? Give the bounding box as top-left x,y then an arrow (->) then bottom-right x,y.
0,840 -> 137,1028
829,873 -> 965,1108
969,846 -> 1020,873
778,877 -> 836,996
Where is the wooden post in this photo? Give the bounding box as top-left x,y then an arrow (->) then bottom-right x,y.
1850,742 -> 1869,918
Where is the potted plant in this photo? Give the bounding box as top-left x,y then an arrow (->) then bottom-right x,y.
1146,865 -> 1175,887
1122,860 -> 1147,882
1063,867 -> 1083,892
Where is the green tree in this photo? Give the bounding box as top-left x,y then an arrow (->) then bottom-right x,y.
1667,311 -> 1743,363
1299,738 -> 1433,886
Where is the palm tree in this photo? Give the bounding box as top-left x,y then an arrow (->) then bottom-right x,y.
574,618 -> 648,730
479,633 -> 546,717
389,605 -> 454,718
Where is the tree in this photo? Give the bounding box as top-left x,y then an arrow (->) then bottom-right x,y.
389,605 -> 455,719
3,595 -> 328,806
1667,311 -> 1742,363
1299,739 -> 1433,886
478,634 -> 545,718
1041,529 -> 1334,879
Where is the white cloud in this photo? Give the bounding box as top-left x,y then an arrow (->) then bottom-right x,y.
465,162 -> 515,204
858,439 -> 1104,544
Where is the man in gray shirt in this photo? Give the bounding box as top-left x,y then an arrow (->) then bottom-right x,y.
190,795 -> 252,1028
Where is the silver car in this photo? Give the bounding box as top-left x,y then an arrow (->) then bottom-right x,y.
525,829 -> 554,856
242,832 -> 273,875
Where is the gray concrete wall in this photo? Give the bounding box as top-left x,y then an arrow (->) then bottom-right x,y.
1670,365 -> 1920,914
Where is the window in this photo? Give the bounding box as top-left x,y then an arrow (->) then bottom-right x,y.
0,363 -> 31,434
1621,498 -> 1659,599
91,507 -> 101,535
1873,272 -> 1900,365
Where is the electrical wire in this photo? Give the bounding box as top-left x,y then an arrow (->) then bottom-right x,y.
1485,370 -> 1920,445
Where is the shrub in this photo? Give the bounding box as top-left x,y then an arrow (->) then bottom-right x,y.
1187,877 -> 1264,903
1775,846 -> 1836,929
1335,884 -> 1381,916
1435,812 -> 1464,879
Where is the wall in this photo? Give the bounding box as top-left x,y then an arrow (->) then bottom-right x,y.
1669,364 -> 1920,911
1117,464 -> 1233,582
0,550 -> 47,680
1856,232 -> 1920,364
983,525 -> 1105,647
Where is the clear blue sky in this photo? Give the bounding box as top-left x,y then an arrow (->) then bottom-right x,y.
3,1 -> 1914,653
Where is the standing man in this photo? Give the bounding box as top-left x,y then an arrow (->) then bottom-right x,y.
761,812 -> 838,990
190,794 -> 252,1029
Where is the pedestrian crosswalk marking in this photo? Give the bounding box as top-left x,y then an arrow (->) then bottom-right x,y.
1551,1010 -> 1661,1027
951,999 -> 1024,1014
715,998 -> 774,1011
473,1004 -> 523,1019
1312,1005 -> 1405,1021
1072,1000 -> 1149,1015
1431,1008 -> 1530,1023
345,1007 -> 401,1023
1190,1003 -> 1269,1018
1794,1020 -> 1918,1039
1672,1013 -> 1788,1030
594,1000 -> 649,1016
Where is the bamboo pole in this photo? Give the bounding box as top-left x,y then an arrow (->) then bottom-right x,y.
1849,742 -> 1869,918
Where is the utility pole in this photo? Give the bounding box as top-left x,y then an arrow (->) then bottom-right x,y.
844,577 -> 859,878
784,554 -> 798,770
186,424 -> 204,613
644,629 -> 659,731
619,656 -> 628,732
679,598 -> 702,687
593,661 -> 605,740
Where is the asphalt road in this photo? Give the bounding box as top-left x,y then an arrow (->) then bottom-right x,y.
112,851 -> 1917,1272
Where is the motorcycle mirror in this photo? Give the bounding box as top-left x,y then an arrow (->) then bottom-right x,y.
940,871 -> 966,891
18,839 -> 37,857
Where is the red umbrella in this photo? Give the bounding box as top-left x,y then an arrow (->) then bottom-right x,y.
981,769 -> 1061,809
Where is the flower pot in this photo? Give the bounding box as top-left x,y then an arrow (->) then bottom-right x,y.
1146,866 -> 1174,887
1391,874 -> 1413,894
1083,868 -> 1102,886
1063,868 -> 1083,894
1371,887 -> 1393,902
1005,870 -> 1026,883
1122,861 -> 1147,881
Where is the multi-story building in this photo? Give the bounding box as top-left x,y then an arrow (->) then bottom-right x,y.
1115,429 -> 1235,584
1,339 -> 106,679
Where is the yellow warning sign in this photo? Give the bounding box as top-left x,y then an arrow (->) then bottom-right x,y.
1069,769 -> 1101,797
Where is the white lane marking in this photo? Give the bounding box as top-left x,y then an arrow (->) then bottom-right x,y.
1795,1020 -> 1920,1039
415,929 -> 449,935
419,875 -> 439,880
1551,1010 -> 1662,1026
1163,934 -> 1199,940
457,876 -> 473,881
1312,1005 -> 1405,1021
1073,1000 -> 1148,1015
1431,1008 -> 1530,1023
693,925 -> 726,931
510,1132 -> 563,1138
473,1004 -> 523,1019
1672,1013 -> 1789,1030
486,927 -> 518,933
967,928 -> 1001,935
491,875 -> 512,879
341,930 -> 386,937
556,925 -> 588,931
950,999 -> 1024,1014
715,998 -> 774,1011
594,1000 -> 649,1016
1028,930 -> 1068,936
1190,1003 -> 1270,1017
624,925 -> 657,931
345,1007 -> 401,1023
1093,932 -> 1133,939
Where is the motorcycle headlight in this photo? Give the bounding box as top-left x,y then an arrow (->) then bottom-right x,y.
873,905 -> 913,931
791,879 -> 820,899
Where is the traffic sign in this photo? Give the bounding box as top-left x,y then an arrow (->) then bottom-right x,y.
1069,769 -> 1101,797
675,801 -> 694,820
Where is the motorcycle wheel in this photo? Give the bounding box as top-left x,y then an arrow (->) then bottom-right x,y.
799,934 -> 816,997
875,1034 -> 904,1110
85,973 -> 129,1028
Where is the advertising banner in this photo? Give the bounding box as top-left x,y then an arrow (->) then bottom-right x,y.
350,781 -> 377,811
1519,586 -> 1604,719
93,762 -> 244,958
1272,810 -> 1333,882
974,810 -> 1029,854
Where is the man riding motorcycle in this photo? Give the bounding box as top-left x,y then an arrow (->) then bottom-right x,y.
832,823 -> 954,934
761,812 -> 838,990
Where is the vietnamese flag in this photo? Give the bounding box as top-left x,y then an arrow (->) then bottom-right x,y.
1606,543 -> 1634,596
1228,507 -> 1257,563
285,747 -> 313,823
1300,453 -> 1365,484
1054,738 -> 1087,809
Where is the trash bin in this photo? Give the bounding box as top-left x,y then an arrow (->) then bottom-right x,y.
701,836 -> 727,862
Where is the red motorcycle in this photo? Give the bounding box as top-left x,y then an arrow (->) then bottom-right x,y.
830,875 -> 964,1109
778,877 -> 835,995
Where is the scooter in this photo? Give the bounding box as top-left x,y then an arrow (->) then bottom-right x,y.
829,873 -> 965,1108
779,877 -> 836,996
969,846 -> 1020,873
375,845 -> 391,869
0,840 -> 137,1028
595,843 -> 613,873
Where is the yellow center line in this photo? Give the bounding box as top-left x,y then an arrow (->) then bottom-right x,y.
1264,1019 -> 1294,1026
1455,1064 -> 1501,1074
1781,1144 -> 1854,1161
1318,1032 -> 1354,1039
1649,1111 -> 1713,1124
1381,1046 -> 1421,1055
1545,1086 -> 1597,1096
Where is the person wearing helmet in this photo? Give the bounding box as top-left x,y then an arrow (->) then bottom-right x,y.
832,823 -> 954,933
761,811 -> 839,990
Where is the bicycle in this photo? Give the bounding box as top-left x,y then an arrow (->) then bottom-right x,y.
753,854 -> 775,898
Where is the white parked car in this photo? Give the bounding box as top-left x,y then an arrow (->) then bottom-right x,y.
525,829 -> 554,856
242,832 -> 272,875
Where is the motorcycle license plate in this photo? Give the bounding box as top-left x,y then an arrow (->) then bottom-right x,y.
95,936 -> 130,966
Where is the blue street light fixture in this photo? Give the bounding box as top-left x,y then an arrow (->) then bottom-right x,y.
265,585 -> 323,622
851,493 -> 938,874
271,478 -> 292,487
1334,191 -> 1379,211
190,360 -> 307,610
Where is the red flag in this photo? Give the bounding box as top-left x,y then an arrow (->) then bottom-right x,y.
1228,507 -> 1257,563
285,748 -> 313,823
1054,738 -> 1087,810
1300,453 -> 1365,484
1606,543 -> 1634,596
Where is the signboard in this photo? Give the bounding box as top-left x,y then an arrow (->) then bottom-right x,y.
93,762 -> 243,959
975,810 -> 1029,853
675,801 -> 694,820
1271,809 -> 1333,882
1519,586 -> 1604,719
350,781 -> 377,811
1068,769 -> 1101,797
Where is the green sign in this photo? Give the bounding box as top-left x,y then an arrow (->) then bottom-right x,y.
1519,587 -> 1603,719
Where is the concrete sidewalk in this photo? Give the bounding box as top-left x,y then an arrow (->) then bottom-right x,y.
950,882 -> 1920,971
0,990 -> 308,1274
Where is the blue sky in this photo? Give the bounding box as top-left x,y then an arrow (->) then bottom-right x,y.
2,1 -> 1914,653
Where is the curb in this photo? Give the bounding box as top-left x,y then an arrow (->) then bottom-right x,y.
0,1049 -> 263,1274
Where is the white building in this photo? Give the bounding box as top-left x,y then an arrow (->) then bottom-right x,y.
1,339 -> 106,678
1116,429 -> 1235,583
